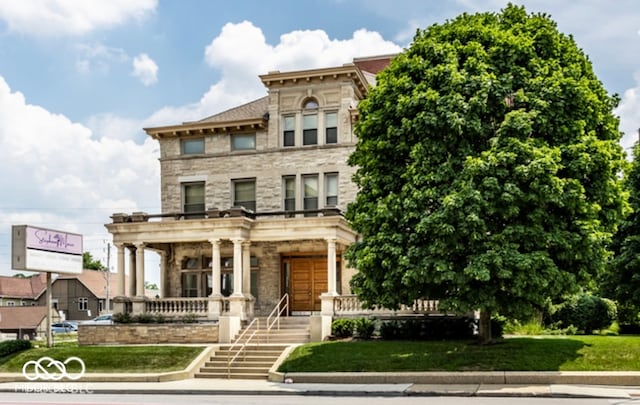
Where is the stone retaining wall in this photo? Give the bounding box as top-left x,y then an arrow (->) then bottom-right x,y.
78,323 -> 219,345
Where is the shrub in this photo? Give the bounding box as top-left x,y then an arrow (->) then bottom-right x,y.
354,317 -> 375,339
112,312 -> 132,324
551,294 -> 617,334
133,313 -> 156,323
0,339 -> 31,358
378,316 -> 475,341
182,313 -> 199,323
331,318 -> 355,338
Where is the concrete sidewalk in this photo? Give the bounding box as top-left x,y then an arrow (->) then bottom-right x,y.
0,375 -> 639,399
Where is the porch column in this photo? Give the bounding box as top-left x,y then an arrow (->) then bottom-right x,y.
231,238 -> 244,296
128,246 -> 137,297
209,238 -> 221,296
115,243 -> 125,296
242,240 -> 251,297
326,238 -> 338,295
158,250 -> 167,298
135,242 -> 145,297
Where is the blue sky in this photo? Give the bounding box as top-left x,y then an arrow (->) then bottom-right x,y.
1,0 -> 640,282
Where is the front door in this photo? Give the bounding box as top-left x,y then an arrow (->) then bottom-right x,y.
283,255 -> 328,312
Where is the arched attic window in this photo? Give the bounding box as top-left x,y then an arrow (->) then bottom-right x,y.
302,98 -> 318,145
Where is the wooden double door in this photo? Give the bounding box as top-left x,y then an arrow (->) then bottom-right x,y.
283,255 -> 328,312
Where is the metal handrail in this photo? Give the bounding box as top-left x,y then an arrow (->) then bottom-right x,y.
265,294 -> 289,343
226,318 -> 259,378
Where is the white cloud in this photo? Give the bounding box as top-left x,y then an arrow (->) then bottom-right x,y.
615,74 -> 640,153
0,75 -> 159,272
75,43 -> 129,75
132,53 -> 159,86
0,0 -> 157,36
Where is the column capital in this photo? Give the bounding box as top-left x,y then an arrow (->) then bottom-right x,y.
113,242 -> 125,249
231,237 -> 245,244
208,238 -> 221,245
134,242 -> 146,249
325,237 -> 338,244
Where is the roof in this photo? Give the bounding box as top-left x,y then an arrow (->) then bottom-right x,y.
144,54 -> 395,139
0,306 -> 49,330
55,269 -> 122,299
0,273 -> 47,299
194,96 -> 269,124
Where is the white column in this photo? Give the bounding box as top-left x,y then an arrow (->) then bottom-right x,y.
210,239 -> 221,297
135,242 -> 145,297
242,240 -> 251,297
128,246 -> 136,297
326,238 -> 338,295
231,238 -> 244,296
116,243 -> 125,296
159,251 -> 167,298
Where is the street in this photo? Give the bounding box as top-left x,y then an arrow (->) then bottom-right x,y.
0,394 -> 631,405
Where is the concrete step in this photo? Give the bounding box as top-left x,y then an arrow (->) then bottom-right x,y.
194,371 -> 268,379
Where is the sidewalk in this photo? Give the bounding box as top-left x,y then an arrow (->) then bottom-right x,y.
1,373 -> 639,399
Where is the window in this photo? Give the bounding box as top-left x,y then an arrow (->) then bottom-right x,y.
325,112 -> 337,144
233,179 -> 256,212
232,133 -> 255,150
182,138 -> 204,155
303,114 -> 317,145
283,116 -> 295,147
182,257 -> 200,269
325,173 -> 338,206
283,176 -> 296,213
183,182 -> 205,217
304,99 -> 319,109
182,273 -> 198,297
78,297 -> 88,311
6,301 -> 15,307
303,175 -> 319,216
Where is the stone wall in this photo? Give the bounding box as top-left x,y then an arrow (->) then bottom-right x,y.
78,323 -> 219,345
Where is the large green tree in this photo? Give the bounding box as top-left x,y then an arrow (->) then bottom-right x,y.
346,5 -> 628,342
602,141 -> 640,325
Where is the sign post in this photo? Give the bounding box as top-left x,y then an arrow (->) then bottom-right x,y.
12,225 -> 83,347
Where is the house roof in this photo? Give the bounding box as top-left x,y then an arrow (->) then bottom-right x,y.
144,54 -> 394,139
0,273 -> 47,300
195,96 -> 269,124
55,270 -> 121,299
0,306 -> 49,330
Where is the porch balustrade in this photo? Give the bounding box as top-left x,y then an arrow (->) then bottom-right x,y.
333,295 -> 440,316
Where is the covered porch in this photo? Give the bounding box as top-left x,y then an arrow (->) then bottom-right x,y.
106,208 -> 358,340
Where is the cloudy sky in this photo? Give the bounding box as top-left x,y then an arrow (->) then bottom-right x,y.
1,0 -> 640,283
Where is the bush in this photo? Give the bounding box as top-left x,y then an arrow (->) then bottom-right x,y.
112,312 -> 132,324
331,318 -> 355,338
354,317 -> 375,339
182,313 -> 199,323
379,316 -> 475,341
133,313 -> 156,323
551,294 -> 617,334
0,339 -> 31,358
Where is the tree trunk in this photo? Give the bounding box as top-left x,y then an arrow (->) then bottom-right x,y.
478,309 -> 492,344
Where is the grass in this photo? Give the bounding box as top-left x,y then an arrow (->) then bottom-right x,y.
278,336 -> 640,372
0,342 -> 205,373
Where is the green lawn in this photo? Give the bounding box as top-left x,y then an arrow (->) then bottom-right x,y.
0,342 -> 205,373
278,336 -> 640,372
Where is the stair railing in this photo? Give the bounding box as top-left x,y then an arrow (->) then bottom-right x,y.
226,318 -> 259,378
265,293 -> 289,343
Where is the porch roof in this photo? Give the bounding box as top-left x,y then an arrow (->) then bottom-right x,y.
105,215 -> 357,247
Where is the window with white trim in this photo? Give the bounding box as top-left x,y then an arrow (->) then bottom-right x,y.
303,174 -> 319,216
78,297 -> 88,311
325,173 -> 338,206
183,182 -> 205,218
303,114 -> 317,145
283,116 -> 295,147
325,112 -> 337,144
233,179 -> 256,212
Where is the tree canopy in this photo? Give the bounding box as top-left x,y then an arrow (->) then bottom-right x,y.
346,5 -> 628,339
602,141 -> 640,324
83,252 -> 105,270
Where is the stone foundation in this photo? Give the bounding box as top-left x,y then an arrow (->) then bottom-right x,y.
78,323 -> 219,345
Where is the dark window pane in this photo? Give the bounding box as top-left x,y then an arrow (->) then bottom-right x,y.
284,130 -> 295,146
303,129 -> 317,145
